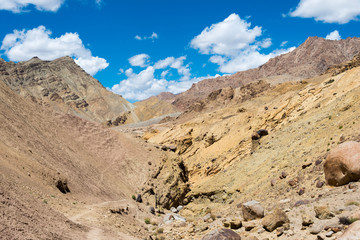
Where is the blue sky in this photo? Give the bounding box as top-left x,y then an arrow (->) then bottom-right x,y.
1,0 -> 360,102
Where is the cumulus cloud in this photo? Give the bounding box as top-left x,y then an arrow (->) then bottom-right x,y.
0,0 -> 64,13
213,47 -> 296,73
1,26 -> 109,75
134,32 -> 159,41
128,53 -> 150,67
325,30 -> 341,40
289,0 -> 360,24
190,13 -> 262,56
191,13 -> 295,74
110,54 -> 211,101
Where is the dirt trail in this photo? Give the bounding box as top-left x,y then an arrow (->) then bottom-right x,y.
68,200 -> 142,240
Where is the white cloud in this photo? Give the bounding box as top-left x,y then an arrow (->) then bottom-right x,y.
191,13 -> 295,74
0,26 -> 109,75
215,47 -> 296,73
325,30 -> 341,40
128,53 -> 150,67
110,54 -> 212,101
190,13 -> 262,56
289,0 -> 360,24
134,32 -> 159,41
280,41 -> 288,47
0,0 -> 64,13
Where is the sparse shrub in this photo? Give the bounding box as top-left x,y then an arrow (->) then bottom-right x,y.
327,149 -> 330,152
43,199 -> 48,204
328,116 -> 332,120
144,218 -> 151,224
345,201 -> 360,206
132,195 -> 136,200
339,216 -> 359,225
339,125 -> 343,129
156,228 -> 164,234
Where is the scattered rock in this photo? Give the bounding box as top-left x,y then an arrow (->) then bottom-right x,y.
136,194 -> 143,203
302,213 -> 314,226
297,187 -> 305,195
288,179 -> 298,187
243,220 -> 258,231
310,224 -> 323,234
163,213 -> 186,224
177,205 -> 184,211
171,207 -> 178,213
201,229 -> 240,240
261,208 -> 289,232
257,129 -> 268,137
149,206 -> 155,215
302,163 -> 312,169
203,213 -> 212,222
316,181 -> 325,188
276,227 -> 284,236
294,200 -> 310,207
230,219 -> 242,230
242,200 -> 264,221
324,141 -> 360,186
314,205 -> 335,220
279,172 -> 288,179
270,178 -> 276,186
325,230 -> 334,237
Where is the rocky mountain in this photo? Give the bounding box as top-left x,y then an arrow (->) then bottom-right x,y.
0,56 -> 134,123
0,77 -> 169,239
143,63 -> 360,239
171,37 -> 360,110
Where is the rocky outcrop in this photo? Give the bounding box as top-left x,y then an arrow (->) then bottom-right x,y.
0,56 -> 134,123
324,141 -> 360,186
142,157 -> 190,210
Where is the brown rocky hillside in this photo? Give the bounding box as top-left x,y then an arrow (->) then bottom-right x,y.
142,64 -> 360,239
0,56 -> 134,123
171,37 -> 360,110
0,78 -> 170,239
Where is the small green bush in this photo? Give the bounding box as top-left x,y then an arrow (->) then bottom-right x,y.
144,218 -> 151,224
132,195 -> 136,200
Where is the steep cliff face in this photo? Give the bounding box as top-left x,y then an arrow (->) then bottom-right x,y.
171,37 -> 360,110
0,56 -> 134,122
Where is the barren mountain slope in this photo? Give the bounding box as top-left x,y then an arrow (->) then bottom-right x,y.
133,96 -> 180,122
144,65 -> 360,239
0,56 -> 134,123
0,79 -> 167,239
172,37 -> 360,110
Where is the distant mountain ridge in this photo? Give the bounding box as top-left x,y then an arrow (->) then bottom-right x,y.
165,37 -> 360,110
0,56 -> 134,123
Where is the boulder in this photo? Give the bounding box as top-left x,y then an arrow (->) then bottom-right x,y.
201,229 -> 241,240
338,220 -> 360,240
324,141 -> 360,186
242,200 -> 264,221
314,205 -> 334,220
261,208 -> 289,232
